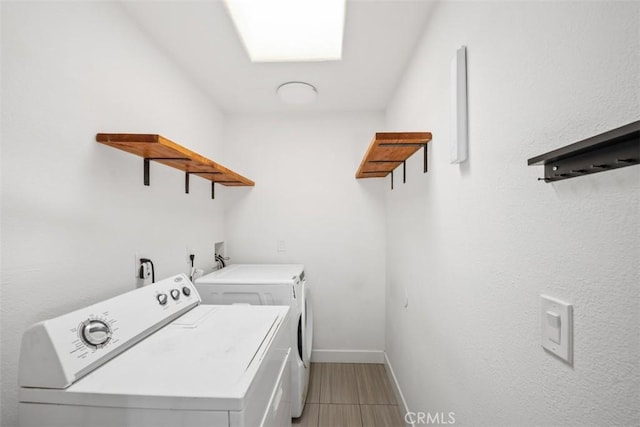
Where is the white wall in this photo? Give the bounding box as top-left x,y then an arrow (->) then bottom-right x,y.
1,3 -> 230,425
223,112 -> 387,359
384,2 -> 639,426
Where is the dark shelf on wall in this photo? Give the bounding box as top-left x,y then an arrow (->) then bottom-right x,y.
528,121 -> 640,182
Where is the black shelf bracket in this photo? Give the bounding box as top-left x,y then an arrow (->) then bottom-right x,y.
403,161 -> 406,183
424,145 -> 428,173
185,171 -> 222,195
143,157 -> 190,186
377,142 -> 430,176
528,121 -> 640,183
366,142 -> 430,191
209,180 -> 244,199
389,161 -> 409,189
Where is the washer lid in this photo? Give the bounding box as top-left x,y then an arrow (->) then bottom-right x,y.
197,264 -> 305,285
20,305 -> 289,411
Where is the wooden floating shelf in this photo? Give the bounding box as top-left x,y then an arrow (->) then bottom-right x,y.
96,133 -> 254,198
528,121 -> 640,183
356,132 -> 433,186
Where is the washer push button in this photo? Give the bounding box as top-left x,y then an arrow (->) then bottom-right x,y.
157,293 -> 168,306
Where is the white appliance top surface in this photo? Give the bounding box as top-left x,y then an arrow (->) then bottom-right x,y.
21,305 -> 289,410
18,273 -> 200,390
197,264 -> 304,285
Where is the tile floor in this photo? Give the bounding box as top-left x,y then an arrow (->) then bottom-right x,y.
293,363 -> 405,427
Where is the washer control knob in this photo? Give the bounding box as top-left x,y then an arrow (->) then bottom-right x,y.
81,320 -> 111,348
170,289 -> 180,301
157,293 -> 168,305
182,286 -> 191,297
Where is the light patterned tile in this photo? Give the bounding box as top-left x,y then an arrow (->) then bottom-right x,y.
354,364 -> 397,404
306,363 -> 322,403
360,405 -> 405,427
320,363 -> 359,404
301,363 -> 402,427
293,403 -> 319,427
318,404 -> 362,427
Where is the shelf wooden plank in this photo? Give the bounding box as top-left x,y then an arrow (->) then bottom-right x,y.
96,133 -> 254,186
356,132 -> 432,179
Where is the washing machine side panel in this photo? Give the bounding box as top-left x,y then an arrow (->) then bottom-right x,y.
293,356 -> 310,417
230,316 -> 291,427
19,403 -> 229,427
258,350 -> 292,427
301,282 -> 314,366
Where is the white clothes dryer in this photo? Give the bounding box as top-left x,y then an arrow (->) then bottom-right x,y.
18,274 -> 292,427
196,264 -> 313,418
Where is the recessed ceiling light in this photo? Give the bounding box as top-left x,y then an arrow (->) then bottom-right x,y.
224,0 -> 345,62
277,82 -> 318,105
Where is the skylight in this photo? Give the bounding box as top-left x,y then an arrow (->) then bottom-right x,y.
223,0 -> 345,62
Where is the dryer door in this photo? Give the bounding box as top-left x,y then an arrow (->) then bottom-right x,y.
300,281 -> 313,368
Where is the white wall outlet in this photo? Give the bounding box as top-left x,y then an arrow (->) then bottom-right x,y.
134,253 -> 152,288
541,294 -> 573,364
134,253 -> 143,277
277,239 -> 286,253
134,253 -> 151,278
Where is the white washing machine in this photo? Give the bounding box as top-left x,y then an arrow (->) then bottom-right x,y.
196,264 -> 312,418
18,274 -> 291,427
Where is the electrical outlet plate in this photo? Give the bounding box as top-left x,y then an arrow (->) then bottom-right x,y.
541,294 -> 573,364
134,253 -> 141,277
134,253 -> 150,278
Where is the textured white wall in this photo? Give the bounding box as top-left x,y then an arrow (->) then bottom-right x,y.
1,3 -> 229,425
223,113 -> 387,356
385,2 -> 639,426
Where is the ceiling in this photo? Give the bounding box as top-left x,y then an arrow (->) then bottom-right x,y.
121,1 -> 434,113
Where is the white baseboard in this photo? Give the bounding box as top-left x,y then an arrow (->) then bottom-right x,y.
384,352 -> 412,427
311,349 -> 384,364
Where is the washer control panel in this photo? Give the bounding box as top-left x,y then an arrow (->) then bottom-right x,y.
18,274 -> 200,389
